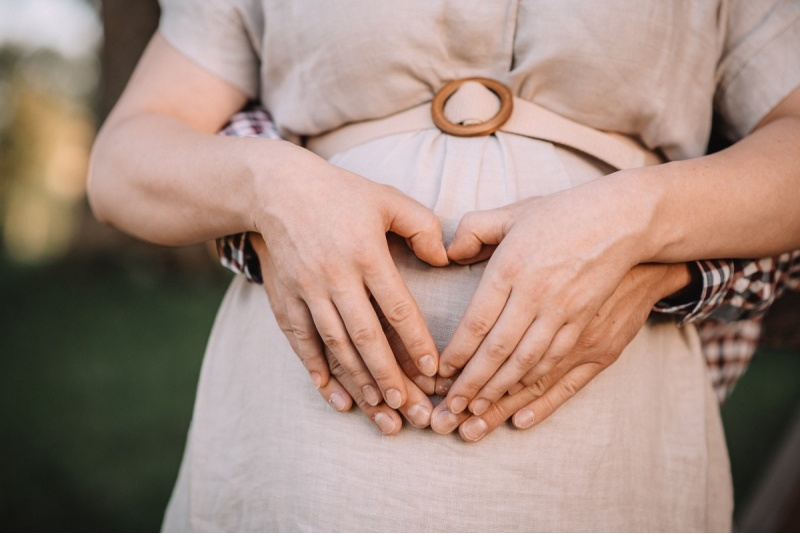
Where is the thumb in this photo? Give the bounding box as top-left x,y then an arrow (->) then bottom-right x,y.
383,190 -> 449,267
447,209 -> 509,264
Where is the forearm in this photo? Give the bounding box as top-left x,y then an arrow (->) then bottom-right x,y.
89,112 -> 300,246
630,96 -> 800,262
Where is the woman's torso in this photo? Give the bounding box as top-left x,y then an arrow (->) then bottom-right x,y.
162,2 -> 743,530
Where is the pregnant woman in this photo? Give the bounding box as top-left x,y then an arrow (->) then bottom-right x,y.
88,2 -> 800,531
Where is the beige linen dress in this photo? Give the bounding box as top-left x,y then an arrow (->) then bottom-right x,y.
158,1 -> 800,531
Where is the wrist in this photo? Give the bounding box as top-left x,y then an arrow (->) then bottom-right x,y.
656,262 -> 699,305
242,138 -> 310,233
587,169 -> 665,266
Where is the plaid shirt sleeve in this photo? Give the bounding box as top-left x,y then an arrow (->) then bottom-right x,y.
655,251 -> 800,324
215,103 -> 284,284
655,252 -> 800,401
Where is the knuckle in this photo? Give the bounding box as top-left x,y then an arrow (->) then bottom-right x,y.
290,324 -> 316,342
368,365 -> 395,384
527,379 -> 547,397
465,314 -> 493,338
485,341 -> 513,363
542,349 -> 565,365
495,260 -> 521,281
483,402 -> 508,423
427,211 -> 443,233
383,300 -> 416,325
327,357 -> 345,377
577,331 -> 602,351
538,395 -> 558,415
350,326 -> 380,347
560,377 -> 581,398
516,350 -> 541,368
321,333 -> 349,351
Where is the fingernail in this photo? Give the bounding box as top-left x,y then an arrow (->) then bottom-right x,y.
432,408 -> 458,434
508,383 -> 523,395
407,404 -> 432,428
460,417 -> 488,442
362,385 -> 381,406
513,408 -> 535,429
373,412 -> 397,434
435,378 -> 453,396
385,388 -> 402,409
328,392 -> 347,411
450,396 -> 468,414
418,354 -> 437,377
310,372 -> 322,389
470,398 -> 490,416
440,363 -> 457,376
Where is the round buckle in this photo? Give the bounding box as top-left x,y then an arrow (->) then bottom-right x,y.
431,77 -> 513,137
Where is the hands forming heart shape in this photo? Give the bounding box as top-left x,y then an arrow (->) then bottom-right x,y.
250,154 -> 691,441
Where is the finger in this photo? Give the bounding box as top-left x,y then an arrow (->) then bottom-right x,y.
284,296 -> 332,389
371,295 -> 436,395
447,209 -> 508,263
438,261 -> 513,377
443,291 -> 535,414
370,298 -> 433,427
367,254 -> 439,379
382,187 -> 449,267
397,373 -> 435,429
450,244 -> 497,266
309,298 -> 384,407
331,289 -> 409,409
524,322 -> 583,383
316,372 -> 354,413
458,361 -> 575,442
326,348 -> 403,435
512,363 -> 602,430
430,399 -> 472,435
468,321 -> 581,415
435,375 -> 454,396
260,247 -> 335,392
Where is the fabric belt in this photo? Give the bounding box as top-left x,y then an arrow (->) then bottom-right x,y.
306,78 -> 663,171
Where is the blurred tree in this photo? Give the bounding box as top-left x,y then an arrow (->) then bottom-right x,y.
97,0 -> 160,123
68,0 -> 223,280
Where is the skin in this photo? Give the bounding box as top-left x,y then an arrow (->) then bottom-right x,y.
433,87 -> 800,427
90,32 -> 800,439
90,34 -> 448,414
434,263 -> 691,439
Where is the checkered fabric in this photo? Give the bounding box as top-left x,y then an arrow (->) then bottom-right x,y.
216,103 -> 800,401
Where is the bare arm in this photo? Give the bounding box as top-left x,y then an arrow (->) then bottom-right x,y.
625,87 -> 800,262
89,33 -> 256,245
90,33 -> 448,412
435,86 -> 800,423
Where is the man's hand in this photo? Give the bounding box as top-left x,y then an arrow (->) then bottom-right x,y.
252,233 -> 439,434
435,263 -> 692,441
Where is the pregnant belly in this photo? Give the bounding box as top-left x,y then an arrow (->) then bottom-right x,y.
386,233 -> 484,351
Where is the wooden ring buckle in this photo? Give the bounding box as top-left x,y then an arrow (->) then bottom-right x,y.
431,78 -> 513,137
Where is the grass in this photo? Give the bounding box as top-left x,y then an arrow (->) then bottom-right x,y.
0,254 -> 798,531
0,255 -> 229,532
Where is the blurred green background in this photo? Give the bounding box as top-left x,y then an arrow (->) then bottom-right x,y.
0,0 -> 799,531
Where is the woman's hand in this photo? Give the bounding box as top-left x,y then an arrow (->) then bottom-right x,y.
436,262 -> 692,440
432,183 -> 653,429
254,232 -> 439,433
249,156 -> 449,412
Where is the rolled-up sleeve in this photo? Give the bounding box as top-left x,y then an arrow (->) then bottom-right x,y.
159,0 -> 261,98
715,0 -> 800,140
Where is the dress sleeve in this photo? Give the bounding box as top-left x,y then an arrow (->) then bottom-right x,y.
714,0 -> 800,140
158,0 -> 261,98
215,103 -> 282,284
